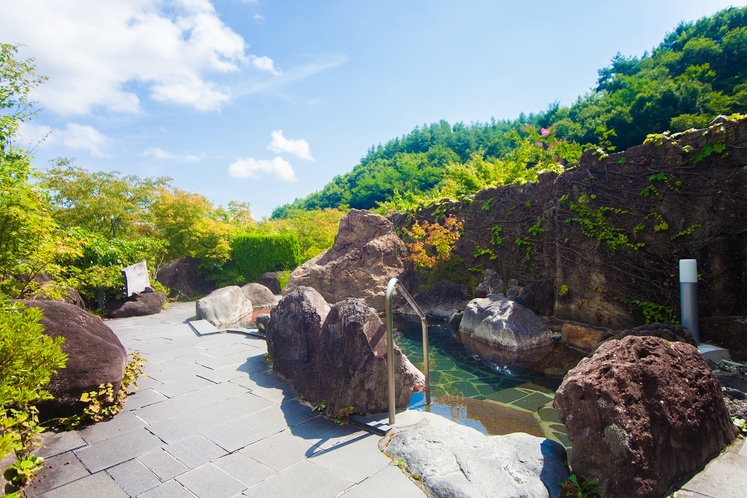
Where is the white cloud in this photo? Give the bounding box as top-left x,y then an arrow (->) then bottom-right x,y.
141,147 -> 177,160
17,121 -> 109,156
253,14 -> 264,21
267,130 -> 314,161
141,147 -> 204,162
248,55 -> 279,74
228,156 -> 297,181
1,0 -> 278,114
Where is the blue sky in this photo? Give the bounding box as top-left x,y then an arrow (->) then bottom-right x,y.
3,0 -> 745,219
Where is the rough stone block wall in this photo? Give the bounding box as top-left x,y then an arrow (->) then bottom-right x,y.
392,117 -> 747,330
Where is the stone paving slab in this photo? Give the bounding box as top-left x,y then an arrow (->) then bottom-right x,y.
338,464 -> 427,498
36,470 -> 128,498
308,432 -> 391,483
38,431 -> 86,459
212,452 -> 275,487
137,448 -> 189,481
176,463 -> 248,498
676,452 -> 747,498
138,479 -> 195,498
243,460 -> 354,498
78,410 -> 147,445
122,387 -> 168,410
75,427 -> 163,473
105,458 -> 161,496
163,434 -> 228,469
26,452 -> 89,496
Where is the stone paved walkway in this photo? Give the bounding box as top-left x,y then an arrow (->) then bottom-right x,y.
27,302 -> 426,498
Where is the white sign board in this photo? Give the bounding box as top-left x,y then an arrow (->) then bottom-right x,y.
122,260 -> 150,297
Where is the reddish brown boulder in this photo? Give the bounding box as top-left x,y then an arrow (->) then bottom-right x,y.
554,335 -> 738,498
21,300 -> 127,420
317,298 -> 421,416
156,256 -> 215,300
266,288 -> 422,416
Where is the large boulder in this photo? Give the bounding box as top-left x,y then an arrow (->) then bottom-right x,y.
156,256 -> 215,300
458,295 -> 552,351
282,209 -> 409,311
554,335 -> 738,498
382,412 -> 568,498
266,288 -> 422,416
195,286 -> 253,327
317,298 -> 421,416
266,286 -> 331,399
257,271 -> 283,295
105,290 -> 166,318
241,283 -> 276,309
21,300 -> 127,420
560,322 -> 612,353
395,280 -> 471,321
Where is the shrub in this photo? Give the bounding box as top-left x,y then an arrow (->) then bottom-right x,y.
231,234 -> 302,283
0,297 -> 67,460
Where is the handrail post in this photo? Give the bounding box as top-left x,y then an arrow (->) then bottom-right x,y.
385,278 -> 430,426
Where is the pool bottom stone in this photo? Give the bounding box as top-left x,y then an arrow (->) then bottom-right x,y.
398,323 -> 576,460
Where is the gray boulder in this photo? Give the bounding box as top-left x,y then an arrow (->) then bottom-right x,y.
396,280 -> 471,321
475,268 -> 505,298
459,295 -> 552,351
105,290 -> 166,318
282,209 -> 409,311
241,283 -> 276,309
382,412 -> 568,498
156,256 -> 215,300
257,271 -> 282,294
266,287 -> 331,400
196,286 -> 253,327
255,314 -> 271,334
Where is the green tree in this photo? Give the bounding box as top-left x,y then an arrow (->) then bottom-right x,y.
150,187 -> 236,279
41,159 -> 171,239
0,44 -> 78,299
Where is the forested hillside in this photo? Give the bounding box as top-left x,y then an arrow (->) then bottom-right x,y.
272,6 -> 747,218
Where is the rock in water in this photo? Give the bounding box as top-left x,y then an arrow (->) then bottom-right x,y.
241,283 -> 276,309
459,295 -> 552,351
382,412 -> 568,498
282,209 -> 409,311
195,286 -> 253,327
396,280 -> 471,321
21,300 -> 127,420
554,335 -> 738,498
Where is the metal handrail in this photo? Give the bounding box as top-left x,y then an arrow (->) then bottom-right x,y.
385,278 -> 430,425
